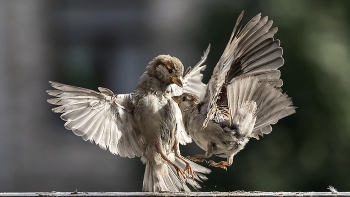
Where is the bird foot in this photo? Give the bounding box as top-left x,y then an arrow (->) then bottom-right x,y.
173,164 -> 187,180
183,162 -> 195,180
208,160 -> 229,170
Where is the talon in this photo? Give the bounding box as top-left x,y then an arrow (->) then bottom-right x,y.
174,165 -> 187,180
208,160 -> 229,170
183,163 -> 195,181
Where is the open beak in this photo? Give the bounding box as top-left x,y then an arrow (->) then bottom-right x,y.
172,96 -> 181,104
172,77 -> 183,88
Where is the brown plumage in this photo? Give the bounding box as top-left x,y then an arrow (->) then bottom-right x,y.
47,55 -> 210,192
173,11 -> 295,169
175,77 -> 295,169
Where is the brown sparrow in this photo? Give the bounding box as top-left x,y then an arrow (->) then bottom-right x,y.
173,11 -> 295,169
47,55 -> 210,192
174,77 -> 295,169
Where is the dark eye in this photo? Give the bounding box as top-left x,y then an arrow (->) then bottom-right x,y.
182,96 -> 186,101
168,69 -> 173,74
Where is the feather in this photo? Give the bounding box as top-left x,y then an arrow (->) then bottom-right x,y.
182,44 -> 210,101
49,81 -> 97,93
82,113 -> 104,142
236,12 -> 261,38
47,81 -> 143,158
240,39 -> 281,65
227,77 -> 295,138
202,11 -> 284,128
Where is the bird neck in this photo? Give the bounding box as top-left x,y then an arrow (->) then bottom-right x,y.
135,72 -> 169,95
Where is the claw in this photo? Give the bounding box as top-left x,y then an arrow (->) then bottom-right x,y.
183,162 -> 195,180
174,165 -> 187,180
208,160 -> 229,170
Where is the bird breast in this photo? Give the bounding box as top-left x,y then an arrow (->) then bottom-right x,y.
134,93 -> 177,152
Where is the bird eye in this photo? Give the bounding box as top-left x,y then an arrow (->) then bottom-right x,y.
182,96 -> 186,101
168,69 -> 173,74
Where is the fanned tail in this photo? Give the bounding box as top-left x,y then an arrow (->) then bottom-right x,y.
227,77 -> 295,139
142,157 -> 210,192
251,80 -> 296,139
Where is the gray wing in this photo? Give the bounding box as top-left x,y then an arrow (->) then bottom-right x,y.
226,77 -> 295,139
47,81 -> 143,158
170,45 -> 209,100
203,10 -> 284,128
250,79 -> 295,139
173,99 -> 192,145
182,44 -> 210,101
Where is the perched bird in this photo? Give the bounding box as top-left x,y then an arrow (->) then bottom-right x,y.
47,55 -> 210,192
172,11 -> 295,169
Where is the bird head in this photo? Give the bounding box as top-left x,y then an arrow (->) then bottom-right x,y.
172,93 -> 199,112
146,55 -> 184,87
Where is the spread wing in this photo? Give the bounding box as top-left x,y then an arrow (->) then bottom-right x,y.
47,81 -> 143,158
170,45 -> 210,99
227,77 -> 295,139
203,10 -> 284,128
173,99 -> 192,145
182,44 -> 210,101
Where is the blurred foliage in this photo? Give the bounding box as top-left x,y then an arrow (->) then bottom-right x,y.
188,0 -> 350,192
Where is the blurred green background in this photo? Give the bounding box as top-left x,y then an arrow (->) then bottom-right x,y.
0,0 -> 349,192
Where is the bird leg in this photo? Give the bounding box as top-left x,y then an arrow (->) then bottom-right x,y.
187,142 -> 213,163
173,139 -> 195,180
208,160 -> 231,170
208,154 -> 233,170
155,141 -> 187,180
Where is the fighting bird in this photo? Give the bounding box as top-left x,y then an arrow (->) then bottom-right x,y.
173,11 -> 295,169
47,55 -> 210,192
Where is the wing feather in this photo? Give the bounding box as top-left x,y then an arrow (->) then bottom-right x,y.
203,11 -> 284,128
47,81 -> 143,158
178,45 -> 210,101
227,77 -> 295,139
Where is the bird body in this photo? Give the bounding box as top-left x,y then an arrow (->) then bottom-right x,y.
173,11 -> 295,169
176,92 -> 254,167
47,55 -> 210,192
176,77 -> 295,169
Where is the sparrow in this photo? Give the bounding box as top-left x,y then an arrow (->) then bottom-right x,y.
47,55 -> 210,192
172,11 -> 295,169
173,77 -> 295,169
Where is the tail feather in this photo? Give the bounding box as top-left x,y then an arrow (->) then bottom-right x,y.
142,158 -> 210,192
227,77 -> 295,139
174,157 -> 211,182
143,161 -> 172,192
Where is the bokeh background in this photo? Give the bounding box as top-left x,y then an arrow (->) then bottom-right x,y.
1,0 -> 350,192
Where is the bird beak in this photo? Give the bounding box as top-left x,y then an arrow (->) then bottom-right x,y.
172,77 -> 183,88
172,96 -> 181,104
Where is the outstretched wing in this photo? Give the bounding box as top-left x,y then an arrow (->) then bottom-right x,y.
182,44 -> 210,101
202,11 -> 245,128
171,45 -> 210,100
203,10 -> 284,128
47,81 -> 143,158
226,77 -> 295,139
